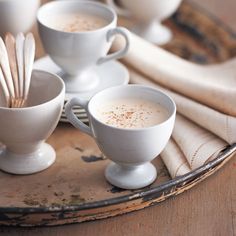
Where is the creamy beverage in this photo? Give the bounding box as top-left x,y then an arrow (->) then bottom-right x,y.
38,1 -> 130,93
47,12 -> 109,32
66,84 -> 176,189
96,98 -> 169,129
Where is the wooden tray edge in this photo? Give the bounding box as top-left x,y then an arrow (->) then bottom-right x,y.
0,144 -> 235,227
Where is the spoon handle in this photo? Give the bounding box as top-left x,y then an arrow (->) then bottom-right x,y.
0,67 -> 10,107
15,33 -> 25,99
24,33 -> 35,100
0,37 -> 15,98
5,33 -> 19,98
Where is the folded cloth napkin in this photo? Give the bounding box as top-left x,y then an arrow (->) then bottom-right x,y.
173,114 -> 227,169
166,114 -> 227,177
130,69 -> 236,144
160,138 -> 191,178
112,32 -> 236,117
129,68 -> 228,178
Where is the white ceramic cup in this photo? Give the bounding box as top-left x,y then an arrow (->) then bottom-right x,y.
0,70 -> 65,175
65,85 -> 176,189
0,0 -> 40,37
37,0 -> 130,93
105,0 -> 182,45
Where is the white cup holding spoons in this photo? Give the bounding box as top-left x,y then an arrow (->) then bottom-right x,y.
0,70 -> 65,175
37,0 -> 130,93
65,85 -> 176,189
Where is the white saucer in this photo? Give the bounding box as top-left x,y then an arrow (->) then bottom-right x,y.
34,56 -> 130,102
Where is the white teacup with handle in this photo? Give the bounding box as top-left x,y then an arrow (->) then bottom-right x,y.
37,0 -> 130,93
65,85 -> 176,189
105,0 -> 182,45
0,0 -> 40,37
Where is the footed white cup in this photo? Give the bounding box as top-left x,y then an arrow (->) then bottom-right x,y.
65,85 -> 176,189
0,70 -> 65,175
0,0 -> 40,37
37,0 -> 130,93
106,0 -> 182,45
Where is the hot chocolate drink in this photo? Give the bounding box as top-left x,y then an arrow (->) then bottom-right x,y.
96,98 -> 169,129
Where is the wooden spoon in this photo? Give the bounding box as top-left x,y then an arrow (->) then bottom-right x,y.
23,33 -> 35,104
15,33 -> 25,103
0,37 -> 15,101
5,33 -> 19,99
0,66 -> 10,107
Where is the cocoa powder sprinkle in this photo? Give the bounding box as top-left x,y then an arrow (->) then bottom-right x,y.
96,98 -> 169,129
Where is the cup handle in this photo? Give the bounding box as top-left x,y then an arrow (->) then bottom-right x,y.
65,98 -> 93,137
105,0 -> 131,17
97,27 -> 130,65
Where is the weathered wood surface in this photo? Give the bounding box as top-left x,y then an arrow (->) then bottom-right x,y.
1,0 -> 236,235
0,127 -> 234,226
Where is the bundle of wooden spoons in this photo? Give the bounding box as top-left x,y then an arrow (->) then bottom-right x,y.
0,32 -> 35,108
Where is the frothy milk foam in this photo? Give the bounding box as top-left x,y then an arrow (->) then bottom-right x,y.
47,12 -> 108,32
96,98 -> 169,129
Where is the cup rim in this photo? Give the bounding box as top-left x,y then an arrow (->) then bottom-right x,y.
0,69 -> 65,111
87,84 -> 176,131
37,0 -> 117,35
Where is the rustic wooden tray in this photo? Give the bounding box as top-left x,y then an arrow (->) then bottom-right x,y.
1,2 -> 236,227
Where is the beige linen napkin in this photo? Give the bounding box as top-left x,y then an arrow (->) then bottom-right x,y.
112,32 -> 236,116
130,69 -> 236,144
173,114 -> 227,169
128,65 -> 229,178
160,138 -> 191,178
162,113 -> 227,178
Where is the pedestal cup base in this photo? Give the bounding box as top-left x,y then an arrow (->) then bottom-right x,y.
61,71 -> 100,93
0,143 -> 56,175
133,22 -> 173,45
105,162 -> 157,190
